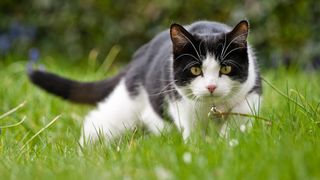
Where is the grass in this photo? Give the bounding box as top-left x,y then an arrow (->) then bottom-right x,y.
0,56 -> 320,180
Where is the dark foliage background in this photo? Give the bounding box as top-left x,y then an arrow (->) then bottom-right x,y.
0,0 -> 319,68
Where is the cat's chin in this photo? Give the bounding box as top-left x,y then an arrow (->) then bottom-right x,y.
186,93 -> 226,103
195,92 -> 226,98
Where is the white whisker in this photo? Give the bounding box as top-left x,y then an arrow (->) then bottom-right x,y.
182,61 -> 201,71
175,53 -> 200,62
222,59 -> 242,70
222,46 -> 246,60
220,33 -> 227,60
221,32 -> 248,58
149,89 -> 177,96
180,33 -> 201,61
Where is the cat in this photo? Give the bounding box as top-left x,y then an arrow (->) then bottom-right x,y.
28,20 -> 262,144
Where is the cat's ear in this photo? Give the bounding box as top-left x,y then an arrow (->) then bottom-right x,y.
227,20 -> 249,47
170,23 -> 194,52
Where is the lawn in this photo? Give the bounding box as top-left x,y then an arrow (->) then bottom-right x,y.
0,57 -> 319,179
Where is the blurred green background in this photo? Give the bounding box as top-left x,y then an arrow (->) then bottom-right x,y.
0,0 -> 319,68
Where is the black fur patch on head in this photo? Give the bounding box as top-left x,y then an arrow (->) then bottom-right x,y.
170,24 -> 205,87
216,20 -> 250,83
171,40 -> 205,86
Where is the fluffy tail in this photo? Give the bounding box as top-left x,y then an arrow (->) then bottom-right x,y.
27,61 -> 125,105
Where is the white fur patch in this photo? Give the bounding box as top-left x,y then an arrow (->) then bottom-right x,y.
79,80 -> 167,145
80,80 -> 140,144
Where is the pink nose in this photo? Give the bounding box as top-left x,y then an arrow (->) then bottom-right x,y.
206,84 -> 217,93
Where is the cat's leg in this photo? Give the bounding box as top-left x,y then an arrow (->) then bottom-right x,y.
220,93 -> 261,138
79,80 -> 140,145
168,99 -> 195,140
138,87 -> 167,135
140,105 -> 166,135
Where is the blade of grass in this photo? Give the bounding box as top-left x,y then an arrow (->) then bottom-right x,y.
97,45 -> 121,73
262,77 -> 308,113
0,116 -> 26,128
19,115 -> 61,151
290,89 -> 317,114
0,101 -> 26,120
87,48 -> 99,73
129,127 -> 138,149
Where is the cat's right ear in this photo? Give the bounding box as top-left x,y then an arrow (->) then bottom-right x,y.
170,23 -> 194,53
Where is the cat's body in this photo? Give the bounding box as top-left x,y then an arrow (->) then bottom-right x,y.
28,20 -> 262,144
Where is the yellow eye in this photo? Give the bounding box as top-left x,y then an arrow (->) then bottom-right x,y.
190,66 -> 202,76
220,65 -> 232,75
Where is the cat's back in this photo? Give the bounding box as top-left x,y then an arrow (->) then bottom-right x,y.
186,20 -> 232,35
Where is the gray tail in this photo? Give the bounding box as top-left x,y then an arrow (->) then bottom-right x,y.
27,61 -> 125,105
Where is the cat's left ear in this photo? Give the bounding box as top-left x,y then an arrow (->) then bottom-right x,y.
170,23 -> 194,53
228,20 -> 249,47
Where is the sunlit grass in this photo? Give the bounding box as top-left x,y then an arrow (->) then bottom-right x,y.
0,57 -> 319,179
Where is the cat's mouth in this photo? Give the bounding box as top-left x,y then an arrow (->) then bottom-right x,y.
198,94 -> 223,101
186,93 -> 223,102
193,89 -> 225,98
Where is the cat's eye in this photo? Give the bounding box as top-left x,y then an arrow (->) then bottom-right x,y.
190,66 -> 202,76
220,65 -> 232,75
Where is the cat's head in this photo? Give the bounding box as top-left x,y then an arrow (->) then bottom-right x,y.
170,20 -> 251,102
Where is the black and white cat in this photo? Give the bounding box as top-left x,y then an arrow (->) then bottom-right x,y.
28,20 -> 262,144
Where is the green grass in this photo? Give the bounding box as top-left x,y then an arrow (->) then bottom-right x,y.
1,57 -> 320,180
